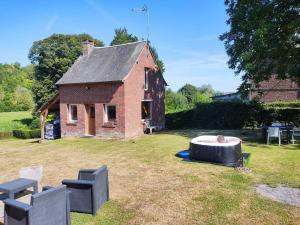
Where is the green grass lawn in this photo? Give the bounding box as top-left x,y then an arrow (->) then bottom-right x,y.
0,111 -> 32,132
0,129 -> 299,225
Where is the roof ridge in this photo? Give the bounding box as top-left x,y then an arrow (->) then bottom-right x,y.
94,41 -> 147,49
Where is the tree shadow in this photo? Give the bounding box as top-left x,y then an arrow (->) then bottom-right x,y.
13,118 -> 34,127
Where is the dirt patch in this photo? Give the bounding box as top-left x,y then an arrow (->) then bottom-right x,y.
256,184 -> 300,207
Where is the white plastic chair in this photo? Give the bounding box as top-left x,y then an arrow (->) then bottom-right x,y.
271,122 -> 282,126
267,127 -> 282,145
144,120 -> 157,134
19,165 -> 43,191
290,129 -> 300,144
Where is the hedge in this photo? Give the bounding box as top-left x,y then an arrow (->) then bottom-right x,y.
12,129 -> 41,139
0,131 -> 13,139
264,100 -> 300,109
165,101 -> 300,130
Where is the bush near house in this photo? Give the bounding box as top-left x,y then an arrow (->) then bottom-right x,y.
166,101 -> 300,129
12,129 -> 41,139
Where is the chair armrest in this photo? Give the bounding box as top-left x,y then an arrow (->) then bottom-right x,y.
4,199 -> 31,212
78,169 -> 96,180
42,186 -> 55,191
62,179 -> 95,189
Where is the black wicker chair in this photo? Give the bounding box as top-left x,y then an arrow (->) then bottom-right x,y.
4,185 -> 70,225
62,165 -> 109,215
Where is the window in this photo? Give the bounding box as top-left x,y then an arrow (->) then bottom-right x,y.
104,105 -> 116,122
68,104 -> 78,122
144,68 -> 150,90
141,101 -> 152,120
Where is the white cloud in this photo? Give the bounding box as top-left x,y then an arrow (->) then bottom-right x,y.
45,14 -> 58,32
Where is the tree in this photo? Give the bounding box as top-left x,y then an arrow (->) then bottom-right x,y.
14,86 -> 34,111
0,63 -> 34,112
29,34 -> 104,111
220,0 -> 300,94
178,84 -> 199,104
110,28 -> 138,46
110,27 -> 165,74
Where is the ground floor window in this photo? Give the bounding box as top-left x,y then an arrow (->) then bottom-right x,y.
104,105 -> 116,122
142,101 -> 152,120
68,104 -> 78,122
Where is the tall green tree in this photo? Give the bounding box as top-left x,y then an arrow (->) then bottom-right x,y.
110,27 -> 165,74
220,0 -> 300,94
29,34 -> 104,111
178,84 -> 199,104
110,28 -> 138,46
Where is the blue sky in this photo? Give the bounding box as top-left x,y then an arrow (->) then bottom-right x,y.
0,0 -> 242,92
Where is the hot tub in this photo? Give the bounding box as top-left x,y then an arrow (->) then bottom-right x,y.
189,135 -> 242,166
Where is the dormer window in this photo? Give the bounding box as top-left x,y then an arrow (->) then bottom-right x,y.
144,68 -> 150,90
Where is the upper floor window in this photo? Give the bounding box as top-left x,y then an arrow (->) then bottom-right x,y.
68,104 -> 78,122
144,68 -> 150,90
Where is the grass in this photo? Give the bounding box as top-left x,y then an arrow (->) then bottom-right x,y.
0,129 -> 299,224
0,111 -> 32,132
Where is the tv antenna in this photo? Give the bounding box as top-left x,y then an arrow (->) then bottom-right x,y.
132,4 -> 150,42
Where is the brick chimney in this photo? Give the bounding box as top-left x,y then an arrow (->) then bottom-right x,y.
82,40 -> 94,56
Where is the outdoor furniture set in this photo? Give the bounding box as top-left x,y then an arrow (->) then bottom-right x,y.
0,165 -> 109,225
263,122 -> 300,145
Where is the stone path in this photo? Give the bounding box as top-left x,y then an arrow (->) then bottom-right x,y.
256,184 -> 300,207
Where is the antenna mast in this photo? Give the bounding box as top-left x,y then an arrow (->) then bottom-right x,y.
132,4 -> 150,42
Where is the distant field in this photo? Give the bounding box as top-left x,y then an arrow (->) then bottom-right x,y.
0,111 -> 32,132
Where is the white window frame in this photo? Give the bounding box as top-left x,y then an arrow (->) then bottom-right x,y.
141,100 -> 152,121
103,104 -> 116,123
68,104 -> 78,123
144,68 -> 150,90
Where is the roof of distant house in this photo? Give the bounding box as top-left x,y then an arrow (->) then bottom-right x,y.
56,41 -> 147,85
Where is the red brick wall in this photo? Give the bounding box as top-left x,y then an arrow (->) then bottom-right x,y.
250,76 -> 300,102
124,45 -> 165,138
59,82 -> 125,138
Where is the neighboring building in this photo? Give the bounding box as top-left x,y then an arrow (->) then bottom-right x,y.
40,41 -> 167,139
249,76 -> 300,102
211,92 -> 242,102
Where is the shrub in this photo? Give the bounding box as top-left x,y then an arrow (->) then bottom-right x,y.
13,129 -> 41,139
30,117 -> 40,129
264,100 -> 300,109
165,101 -> 300,129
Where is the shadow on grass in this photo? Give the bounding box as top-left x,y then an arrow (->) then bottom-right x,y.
13,118 -> 34,127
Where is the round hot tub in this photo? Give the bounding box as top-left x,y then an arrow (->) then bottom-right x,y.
190,135 -> 242,166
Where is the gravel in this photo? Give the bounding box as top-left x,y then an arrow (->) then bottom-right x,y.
256,184 -> 300,207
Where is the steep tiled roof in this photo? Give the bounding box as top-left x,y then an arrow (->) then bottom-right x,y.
56,41 -> 147,85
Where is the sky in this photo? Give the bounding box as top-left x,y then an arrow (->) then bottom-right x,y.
0,0 -> 242,92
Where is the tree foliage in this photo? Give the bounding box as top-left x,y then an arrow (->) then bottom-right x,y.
220,0 -> 300,94
165,83 -> 220,113
110,27 -> 165,74
28,33 -> 104,111
110,28 -> 138,46
0,63 -> 34,112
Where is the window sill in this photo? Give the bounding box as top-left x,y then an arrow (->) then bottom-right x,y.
66,122 -> 77,126
102,122 -> 116,128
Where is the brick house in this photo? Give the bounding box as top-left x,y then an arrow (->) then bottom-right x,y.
40,41 -> 167,139
249,76 -> 300,102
